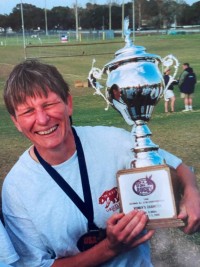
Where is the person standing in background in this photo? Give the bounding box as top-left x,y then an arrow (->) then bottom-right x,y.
178,63 -> 197,112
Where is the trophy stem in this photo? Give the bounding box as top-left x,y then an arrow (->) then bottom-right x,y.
130,120 -> 165,168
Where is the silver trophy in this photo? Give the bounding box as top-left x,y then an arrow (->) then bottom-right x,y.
88,17 -> 183,229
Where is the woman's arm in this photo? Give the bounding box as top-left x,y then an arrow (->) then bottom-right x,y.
176,163 -> 200,234
52,211 -> 154,267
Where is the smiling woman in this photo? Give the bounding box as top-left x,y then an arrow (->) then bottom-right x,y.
4,60 -> 74,165
2,58 -> 200,267
12,91 -> 74,165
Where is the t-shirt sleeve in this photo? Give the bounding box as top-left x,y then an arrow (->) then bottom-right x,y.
2,183 -> 55,267
158,148 -> 182,169
0,220 -> 19,265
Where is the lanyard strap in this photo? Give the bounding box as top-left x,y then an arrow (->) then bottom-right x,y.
34,127 -> 97,230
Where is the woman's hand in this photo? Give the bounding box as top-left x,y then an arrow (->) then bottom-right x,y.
176,163 -> 200,234
105,210 -> 155,255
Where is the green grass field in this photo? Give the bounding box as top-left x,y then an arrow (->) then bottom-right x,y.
0,34 -> 200,266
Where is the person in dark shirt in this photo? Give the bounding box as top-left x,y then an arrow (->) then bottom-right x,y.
178,63 -> 197,112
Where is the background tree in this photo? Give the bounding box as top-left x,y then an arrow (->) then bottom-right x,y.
0,1 -> 199,32
48,7 -> 74,30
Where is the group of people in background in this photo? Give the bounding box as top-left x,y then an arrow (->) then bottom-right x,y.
163,62 -> 197,113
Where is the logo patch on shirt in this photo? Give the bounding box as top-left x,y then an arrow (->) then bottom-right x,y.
99,187 -> 120,211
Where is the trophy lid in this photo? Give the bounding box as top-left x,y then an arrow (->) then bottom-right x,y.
104,17 -> 161,72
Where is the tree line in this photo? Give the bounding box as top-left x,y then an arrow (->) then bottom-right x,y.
0,0 -> 200,33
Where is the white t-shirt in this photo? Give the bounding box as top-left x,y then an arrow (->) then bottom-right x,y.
2,126 -> 182,267
0,220 -> 19,266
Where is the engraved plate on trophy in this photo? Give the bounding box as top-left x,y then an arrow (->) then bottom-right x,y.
88,17 -> 184,229
117,165 -> 184,229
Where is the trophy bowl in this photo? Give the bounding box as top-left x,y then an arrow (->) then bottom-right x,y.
106,61 -> 163,122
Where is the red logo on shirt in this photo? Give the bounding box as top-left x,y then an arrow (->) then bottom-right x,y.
99,187 -> 119,209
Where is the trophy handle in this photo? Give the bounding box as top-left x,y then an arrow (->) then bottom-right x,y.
162,54 -> 179,93
88,59 -> 111,110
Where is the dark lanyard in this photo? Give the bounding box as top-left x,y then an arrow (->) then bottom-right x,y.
34,127 -> 97,231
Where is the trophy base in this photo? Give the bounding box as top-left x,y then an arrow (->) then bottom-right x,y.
117,164 -> 185,229
146,218 -> 185,230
